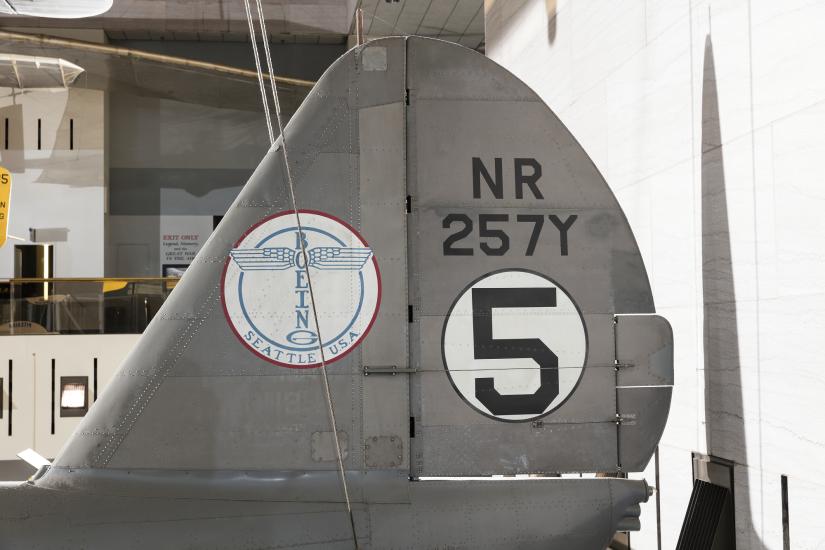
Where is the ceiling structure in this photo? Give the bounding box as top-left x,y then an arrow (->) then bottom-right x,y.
0,0 -> 485,108
0,29 -> 311,112
357,0 -> 484,51
0,0 -> 484,48
0,0 -> 359,42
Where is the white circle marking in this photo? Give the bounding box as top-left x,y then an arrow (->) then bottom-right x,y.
442,270 -> 586,421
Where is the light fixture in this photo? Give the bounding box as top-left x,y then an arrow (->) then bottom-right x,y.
61,384 -> 85,408
0,54 -> 84,89
59,376 -> 88,417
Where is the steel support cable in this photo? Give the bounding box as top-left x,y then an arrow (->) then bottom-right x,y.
246,1 -> 359,548
241,0 -> 275,145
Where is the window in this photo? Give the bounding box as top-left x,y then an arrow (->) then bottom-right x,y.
59,376 -> 88,417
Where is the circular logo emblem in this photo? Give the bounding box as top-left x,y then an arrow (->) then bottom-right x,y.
442,269 -> 587,422
221,210 -> 381,368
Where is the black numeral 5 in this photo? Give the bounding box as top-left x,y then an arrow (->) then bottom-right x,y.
471,287 -> 559,416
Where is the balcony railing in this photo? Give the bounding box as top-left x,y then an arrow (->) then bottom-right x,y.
0,277 -> 180,335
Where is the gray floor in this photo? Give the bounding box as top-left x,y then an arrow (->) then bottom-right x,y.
0,460 -> 34,482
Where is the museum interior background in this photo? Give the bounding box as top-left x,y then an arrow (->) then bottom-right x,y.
2,1 -> 824,548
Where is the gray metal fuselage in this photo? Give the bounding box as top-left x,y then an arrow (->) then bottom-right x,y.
0,474 -> 647,549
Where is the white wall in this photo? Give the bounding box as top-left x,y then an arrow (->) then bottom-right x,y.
487,1 -> 825,548
0,87 -> 105,278
104,41 -> 344,277
0,334 -> 139,464
106,92 -> 267,276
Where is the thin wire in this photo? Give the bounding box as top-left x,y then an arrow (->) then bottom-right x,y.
362,11 -> 405,36
227,362 -> 637,377
253,0 -> 285,126
250,1 -> 359,547
242,0 -> 275,145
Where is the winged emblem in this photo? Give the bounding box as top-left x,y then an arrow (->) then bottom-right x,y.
230,247 -> 296,270
230,247 -> 373,271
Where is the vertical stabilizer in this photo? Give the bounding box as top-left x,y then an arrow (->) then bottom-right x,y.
41,37 -> 671,492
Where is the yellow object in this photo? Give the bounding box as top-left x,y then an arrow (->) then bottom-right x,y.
102,280 -> 129,293
0,166 -> 10,248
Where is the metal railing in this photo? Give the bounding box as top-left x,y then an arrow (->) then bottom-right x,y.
0,277 -> 180,335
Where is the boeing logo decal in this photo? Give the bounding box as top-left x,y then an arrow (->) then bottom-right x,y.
221,210 -> 381,368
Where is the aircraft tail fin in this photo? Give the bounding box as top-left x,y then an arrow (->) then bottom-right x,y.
42,37 -> 671,491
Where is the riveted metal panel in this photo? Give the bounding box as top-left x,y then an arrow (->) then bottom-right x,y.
617,386 -> 673,472
406,37 -> 658,475
312,431 -> 350,463
52,38 -> 381,474
359,100 -> 409,472
616,314 -> 674,387
364,435 -> 404,469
